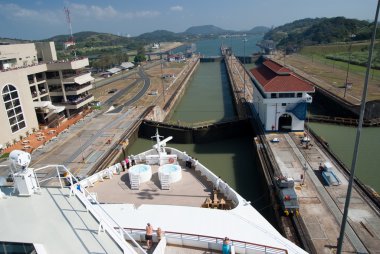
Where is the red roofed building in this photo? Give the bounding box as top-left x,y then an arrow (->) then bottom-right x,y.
249,58 -> 315,132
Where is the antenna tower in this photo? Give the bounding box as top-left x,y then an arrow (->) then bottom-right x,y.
64,7 -> 77,57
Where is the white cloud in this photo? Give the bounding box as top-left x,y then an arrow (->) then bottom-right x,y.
70,4 -> 118,19
170,5 -> 183,12
0,3 -> 61,23
70,3 -> 159,20
134,10 -> 160,18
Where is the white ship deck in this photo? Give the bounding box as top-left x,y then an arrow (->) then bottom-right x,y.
82,156 -> 306,253
89,161 -> 223,208
0,187 -> 122,254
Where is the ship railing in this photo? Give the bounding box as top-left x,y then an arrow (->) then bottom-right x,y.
168,147 -> 242,207
120,227 -> 288,254
32,164 -> 146,254
129,148 -> 243,207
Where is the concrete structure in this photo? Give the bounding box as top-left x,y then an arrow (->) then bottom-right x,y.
249,59 -> 314,132
0,42 -> 93,147
120,62 -> 134,70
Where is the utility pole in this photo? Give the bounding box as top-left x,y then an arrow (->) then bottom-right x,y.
344,34 -> 356,98
337,0 -> 380,252
243,38 -> 248,99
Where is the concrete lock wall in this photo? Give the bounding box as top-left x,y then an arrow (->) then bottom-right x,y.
138,119 -> 252,144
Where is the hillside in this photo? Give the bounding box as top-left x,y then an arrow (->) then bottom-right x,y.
263,17 -> 373,47
47,31 -> 131,49
137,30 -> 183,42
248,26 -> 270,34
184,25 -> 228,35
0,37 -> 33,44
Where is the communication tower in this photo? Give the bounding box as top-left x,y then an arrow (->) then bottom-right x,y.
64,7 -> 77,57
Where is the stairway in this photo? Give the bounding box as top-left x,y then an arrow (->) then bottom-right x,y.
129,174 -> 140,190
160,174 -> 170,190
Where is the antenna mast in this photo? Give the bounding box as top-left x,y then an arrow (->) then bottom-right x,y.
64,7 -> 77,58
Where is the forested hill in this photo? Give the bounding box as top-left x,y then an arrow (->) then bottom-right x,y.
264,17 -> 375,47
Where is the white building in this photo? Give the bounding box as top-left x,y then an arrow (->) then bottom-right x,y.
0,42 -> 93,147
249,59 -> 314,132
63,41 -> 75,50
152,43 -> 160,49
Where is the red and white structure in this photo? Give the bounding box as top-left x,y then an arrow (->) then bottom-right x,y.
249,59 -> 315,132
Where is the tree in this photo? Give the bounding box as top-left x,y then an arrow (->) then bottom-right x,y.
134,46 -> 146,63
134,54 -> 146,63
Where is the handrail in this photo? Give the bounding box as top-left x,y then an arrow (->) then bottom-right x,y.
121,227 -> 288,254
32,164 -> 146,254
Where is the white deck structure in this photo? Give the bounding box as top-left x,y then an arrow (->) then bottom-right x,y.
0,133 -> 307,253
0,187 -> 123,254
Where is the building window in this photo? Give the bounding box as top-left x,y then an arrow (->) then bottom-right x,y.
2,84 -> 26,133
279,93 -> 295,98
271,93 -> 277,98
297,93 -> 302,98
282,103 -> 287,106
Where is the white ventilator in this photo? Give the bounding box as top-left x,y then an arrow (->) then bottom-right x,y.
9,150 -> 38,196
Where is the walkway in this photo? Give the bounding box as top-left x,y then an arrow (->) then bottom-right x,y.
2,109 -> 92,155
225,55 -> 254,102
284,134 -> 367,253
266,132 -> 380,253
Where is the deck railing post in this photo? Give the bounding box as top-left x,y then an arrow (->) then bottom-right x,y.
56,166 -> 63,188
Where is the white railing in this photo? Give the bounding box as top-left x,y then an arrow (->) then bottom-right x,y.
33,164 -> 146,254
152,237 -> 167,254
167,147 -> 242,207
123,147 -> 244,207
122,228 -> 288,254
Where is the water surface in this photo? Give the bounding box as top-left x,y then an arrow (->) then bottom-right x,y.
309,122 -> 380,192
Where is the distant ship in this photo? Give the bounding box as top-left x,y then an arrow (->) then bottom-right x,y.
0,130 -> 306,253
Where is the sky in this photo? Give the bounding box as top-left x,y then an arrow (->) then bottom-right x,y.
0,0 -> 377,40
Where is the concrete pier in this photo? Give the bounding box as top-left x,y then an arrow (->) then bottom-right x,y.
222,49 -> 380,253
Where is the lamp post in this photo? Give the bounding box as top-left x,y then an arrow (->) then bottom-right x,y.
344,34 -> 356,98
243,38 -> 248,99
77,134 -> 85,163
337,0 -> 380,253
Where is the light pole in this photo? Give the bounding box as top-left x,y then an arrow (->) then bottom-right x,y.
243,38 -> 248,99
344,34 -> 356,98
78,134 -> 85,163
161,59 -> 165,104
337,0 -> 380,253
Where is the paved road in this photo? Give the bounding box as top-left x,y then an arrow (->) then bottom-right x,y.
107,67 -> 151,114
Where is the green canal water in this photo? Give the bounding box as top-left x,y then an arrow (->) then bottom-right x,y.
309,123 -> 380,193
129,62 -> 272,212
128,56 -> 274,221
169,62 -> 235,123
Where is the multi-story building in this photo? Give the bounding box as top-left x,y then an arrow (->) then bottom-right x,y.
0,42 -> 93,147
249,59 -> 315,132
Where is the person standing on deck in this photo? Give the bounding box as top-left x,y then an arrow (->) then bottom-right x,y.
222,237 -> 231,254
145,223 -> 153,249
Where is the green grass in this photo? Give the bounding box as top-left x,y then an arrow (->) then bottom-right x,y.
0,153 -> 9,159
299,48 -> 380,80
300,42 -> 369,56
